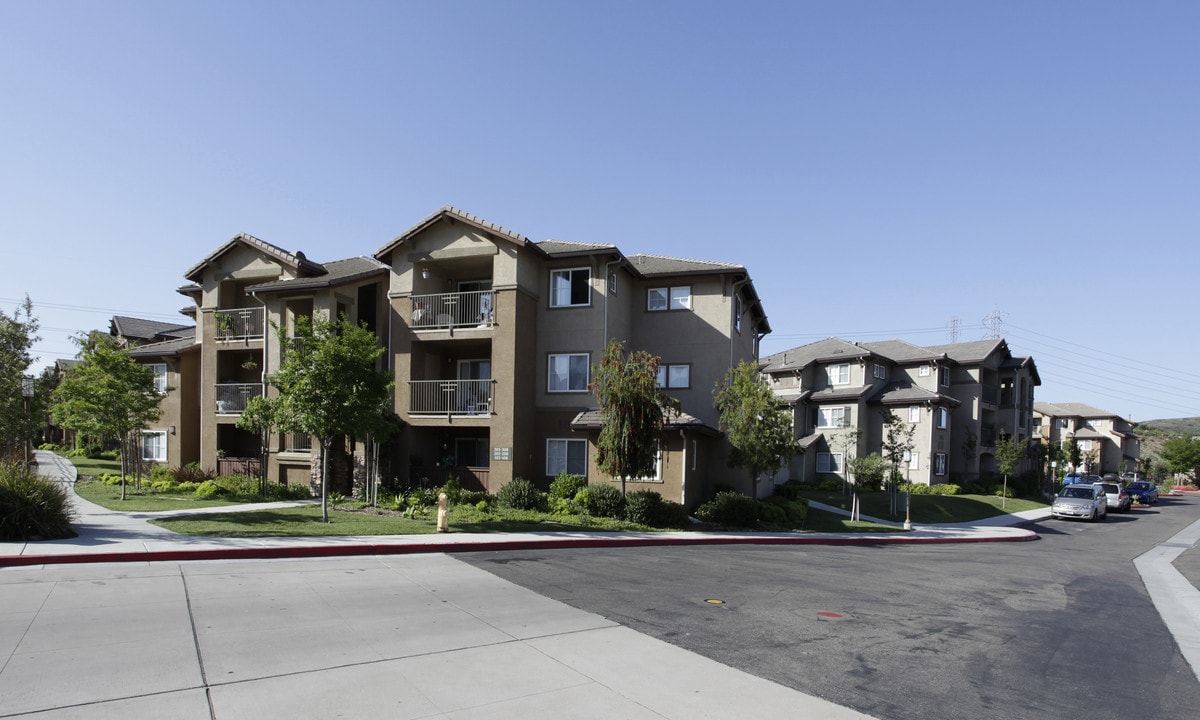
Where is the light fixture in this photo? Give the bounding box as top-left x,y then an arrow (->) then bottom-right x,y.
21,376 -> 35,398
169,425 -> 177,435
421,266 -> 431,280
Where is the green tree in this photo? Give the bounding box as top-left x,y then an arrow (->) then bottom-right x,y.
713,359 -> 797,500
880,410 -> 916,519
269,315 -> 391,522
1160,436 -> 1200,484
589,339 -> 677,497
994,429 -> 1025,508
1066,438 -> 1082,473
51,336 -> 163,499
0,296 -> 39,460
236,395 -> 278,496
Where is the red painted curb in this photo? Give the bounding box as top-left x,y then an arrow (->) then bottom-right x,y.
1,530 -> 1038,568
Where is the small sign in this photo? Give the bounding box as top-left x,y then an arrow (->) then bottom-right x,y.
492,447 -> 512,461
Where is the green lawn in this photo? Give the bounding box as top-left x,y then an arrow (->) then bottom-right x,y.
60,455 -> 123,478
75,479 -> 251,512
799,490 -> 1047,524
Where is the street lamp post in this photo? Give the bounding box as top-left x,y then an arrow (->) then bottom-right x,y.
21,375 -> 35,471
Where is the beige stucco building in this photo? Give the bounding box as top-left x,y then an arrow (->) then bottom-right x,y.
1032,401 -> 1139,476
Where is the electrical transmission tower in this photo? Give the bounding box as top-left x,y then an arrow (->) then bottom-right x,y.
947,316 -> 960,343
982,306 -> 1008,339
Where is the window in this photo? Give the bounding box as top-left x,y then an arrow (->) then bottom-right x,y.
546,438 -> 587,477
1057,418 -> 1070,429
550,268 -> 590,307
608,268 -> 618,295
905,451 -> 920,470
919,365 -> 931,377
1079,439 -> 1093,451
141,431 -> 166,462
734,294 -> 743,333
935,407 -> 950,429
548,353 -> 589,392
938,366 -> 950,387
620,443 -> 663,482
818,406 -> 849,428
647,285 -> 692,311
908,405 -> 920,423
656,364 -> 691,389
873,363 -> 886,380
827,363 -> 850,385
817,452 -> 843,473
933,452 -> 947,476
148,363 -> 167,394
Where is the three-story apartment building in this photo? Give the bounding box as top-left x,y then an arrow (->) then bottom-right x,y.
761,337 -> 1040,486
1032,401 -> 1139,476
129,206 -> 770,507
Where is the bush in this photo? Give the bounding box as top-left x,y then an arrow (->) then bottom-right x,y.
212,474 -> 259,497
0,463 -> 76,540
623,490 -> 665,526
149,465 -> 175,486
173,463 -> 215,484
658,500 -> 692,529
583,483 -> 625,518
440,475 -> 462,505
762,494 -> 808,525
194,480 -> 224,499
496,477 -> 546,511
695,491 -> 758,528
459,490 -> 490,507
773,479 -> 809,500
549,472 -> 588,500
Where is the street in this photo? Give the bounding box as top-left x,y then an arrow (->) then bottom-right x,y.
461,494 -> 1200,720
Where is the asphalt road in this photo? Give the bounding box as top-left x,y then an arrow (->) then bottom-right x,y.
461,494 -> 1200,720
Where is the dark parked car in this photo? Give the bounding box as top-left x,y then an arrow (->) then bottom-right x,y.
1127,481 -> 1160,504
1051,484 -> 1108,522
1097,482 -> 1132,512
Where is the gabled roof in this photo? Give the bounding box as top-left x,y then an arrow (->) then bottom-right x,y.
924,338 -> 1008,365
760,337 -> 871,373
1004,355 -> 1042,385
859,339 -> 945,364
535,239 -> 619,257
373,206 -> 531,261
869,381 -> 960,407
247,256 -> 388,294
626,254 -> 743,277
126,328 -> 199,358
807,385 -> 875,403
569,408 -> 723,437
109,316 -> 194,343
1034,401 -> 1117,419
184,233 -> 326,283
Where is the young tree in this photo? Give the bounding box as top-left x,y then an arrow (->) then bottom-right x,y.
1160,436 -> 1200,485
589,339 -> 677,498
0,296 -> 39,460
994,429 -> 1026,509
1066,438 -> 1082,474
880,410 -> 916,521
236,395 -> 278,496
269,315 -> 391,522
713,359 -> 797,499
51,336 -> 163,499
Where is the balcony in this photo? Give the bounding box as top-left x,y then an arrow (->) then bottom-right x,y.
411,290 -> 495,330
409,379 -> 494,416
981,384 -> 999,407
215,383 -> 264,414
215,307 -> 265,340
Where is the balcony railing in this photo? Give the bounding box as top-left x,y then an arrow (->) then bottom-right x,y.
981,384 -> 999,406
215,383 -> 263,414
215,307 -> 265,340
409,379 -> 494,416
411,290 -> 495,330
284,432 -> 312,452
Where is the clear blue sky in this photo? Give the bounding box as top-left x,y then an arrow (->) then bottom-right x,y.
2,1 -> 1197,422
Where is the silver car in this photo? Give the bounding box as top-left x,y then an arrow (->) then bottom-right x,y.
1051,484 -> 1108,522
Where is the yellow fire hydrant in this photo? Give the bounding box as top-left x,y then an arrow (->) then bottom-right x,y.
436,492 -> 449,533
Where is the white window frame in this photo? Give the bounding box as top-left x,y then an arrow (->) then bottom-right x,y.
933,452 -> 947,476
620,442 -> 663,483
919,365 -> 931,377
935,407 -> 950,430
141,430 -> 167,462
547,353 -> 590,392
908,405 -> 921,423
148,363 -> 168,394
656,363 -> 691,389
550,268 -> 591,308
818,406 -> 848,428
1057,418 -> 1070,429
647,285 -> 692,311
905,451 -> 920,470
734,294 -> 743,333
938,366 -> 950,387
873,363 -> 886,380
1079,439 -> 1094,451
828,363 -> 850,385
817,452 -> 843,473
546,438 -> 588,477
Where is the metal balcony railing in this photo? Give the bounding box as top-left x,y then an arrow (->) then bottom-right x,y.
284,432 -> 312,452
215,308 -> 265,340
215,383 -> 263,414
410,290 -> 495,330
981,384 -> 999,406
409,379 -> 495,416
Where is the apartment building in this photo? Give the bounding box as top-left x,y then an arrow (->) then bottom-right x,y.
761,337 -> 1040,486
1032,401 -> 1139,476
126,206 -> 770,507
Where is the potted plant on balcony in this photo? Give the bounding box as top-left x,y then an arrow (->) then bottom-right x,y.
215,312 -> 234,338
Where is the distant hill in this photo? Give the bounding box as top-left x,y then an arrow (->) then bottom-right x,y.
1133,418 -> 1200,463
1138,418 -> 1200,436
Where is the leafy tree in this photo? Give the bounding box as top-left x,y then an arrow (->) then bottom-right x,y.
713,359 -> 797,499
268,315 -> 391,522
236,395 -> 277,496
1160,436 -> 1200,484
880,410 -> 916,517
0,296 -> 39,460
994,430 -> 1025,508
1066,438 -> 1082,473
589,339 -> 677,498
51,336 -> 163,499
